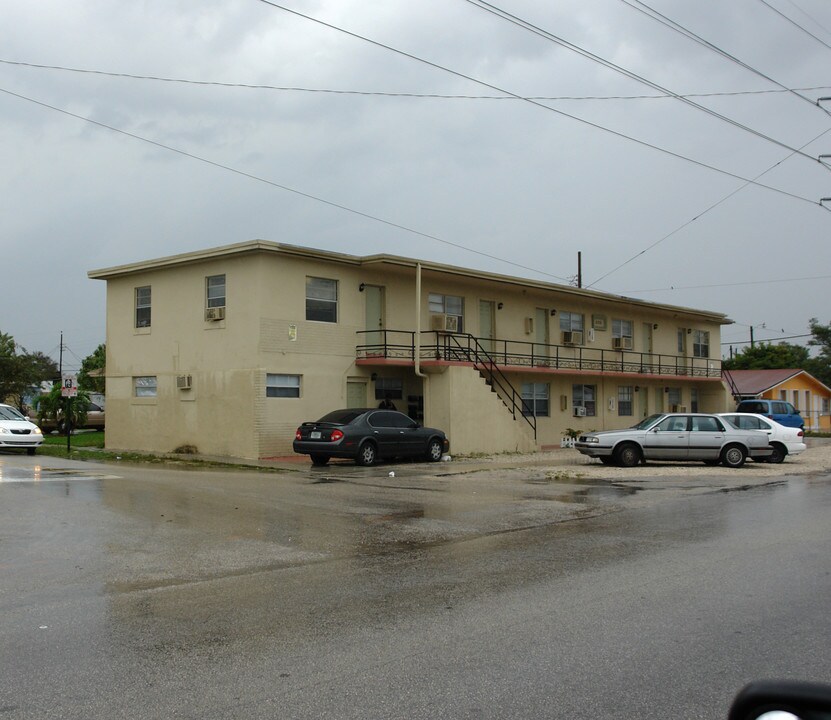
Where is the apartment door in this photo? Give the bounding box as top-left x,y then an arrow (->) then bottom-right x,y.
638,386 -> 649,418
364,286 -> 385,350
641,323 -> 654,371
347,380 -> 367,408
479,300 -> 495,354
535,308 -> 550,364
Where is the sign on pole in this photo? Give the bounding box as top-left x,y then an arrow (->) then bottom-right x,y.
61,373 -> 78,398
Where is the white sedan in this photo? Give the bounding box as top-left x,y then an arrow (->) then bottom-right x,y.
718,412 -> 806,464
0,403 -> 44,455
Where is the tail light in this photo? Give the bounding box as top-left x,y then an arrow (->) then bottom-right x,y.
797,430 -> 804,437
331,429 -> 344,442
295,429 -> 302,440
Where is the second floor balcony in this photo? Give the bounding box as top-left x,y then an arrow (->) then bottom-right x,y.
356,330 -> 722,379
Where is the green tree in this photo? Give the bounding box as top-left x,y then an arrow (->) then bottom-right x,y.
806,318 -> 831,388
722,342 -> 810,371
78,343 -> 106,394
0,331 -> 56,408
33,383 -> 89,435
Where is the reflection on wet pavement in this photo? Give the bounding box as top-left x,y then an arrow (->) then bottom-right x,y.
0,464 -> 121,483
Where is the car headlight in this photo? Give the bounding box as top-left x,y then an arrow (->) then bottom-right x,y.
582,436 -> 600,444
32,427 -> 42,435
0,428 -> 9,435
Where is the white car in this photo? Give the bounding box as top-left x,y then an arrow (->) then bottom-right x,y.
718,412 -> 806,464
0,403 -> 44,455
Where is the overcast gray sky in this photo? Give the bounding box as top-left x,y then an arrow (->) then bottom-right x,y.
3,0 -> 831,371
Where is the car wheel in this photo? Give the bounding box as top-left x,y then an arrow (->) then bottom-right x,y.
614,443 -> 641,468
356,441 -> 377,466
426,438 -> 443,462
767,443 -> 787,464
721,444 -> 747,468
310,454 -> 330,466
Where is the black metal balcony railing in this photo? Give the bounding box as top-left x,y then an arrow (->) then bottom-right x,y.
356,330 -> 722,379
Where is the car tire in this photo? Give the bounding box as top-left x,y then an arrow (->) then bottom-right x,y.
614,443 -> 641,468
310,454 -> 330,466
356,441 -> 377,467
767,443 -> 787,464
426,438 -> 443,462
721,444 -> 747,468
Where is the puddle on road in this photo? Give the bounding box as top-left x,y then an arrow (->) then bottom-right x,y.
0,466 -> 120,483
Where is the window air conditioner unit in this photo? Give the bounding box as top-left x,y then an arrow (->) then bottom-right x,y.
206,306 -> 225,321
562,330 -> 583,345
431,313 -> 458,332
613,337 -> 633,350
573,406 -> 587,417
176,374 -> 193,390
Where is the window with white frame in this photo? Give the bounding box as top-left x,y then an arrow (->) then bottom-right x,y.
135,286 -> 151,328
428,293 -> 464,332
266,374 -> 301,398
206,274 -> 226,308
521,382 -> 549,416
612,319 -> 633,350
306,277 -> 338,323
559,312 -> 584,332
668,387 -> 682,407
692,329 -> 710,358
618,386 -> 633,416
134,376 -> 157,397
572,384 -> 596,416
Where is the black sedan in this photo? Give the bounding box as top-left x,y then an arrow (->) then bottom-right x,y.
293,408 -> 449,466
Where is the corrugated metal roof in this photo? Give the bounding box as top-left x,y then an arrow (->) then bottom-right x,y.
723,368 -> 806,395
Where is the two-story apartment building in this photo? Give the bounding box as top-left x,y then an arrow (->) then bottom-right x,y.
89,241 -> 732,460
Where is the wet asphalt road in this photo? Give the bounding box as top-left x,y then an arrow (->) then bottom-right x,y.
1,453 -> 830,719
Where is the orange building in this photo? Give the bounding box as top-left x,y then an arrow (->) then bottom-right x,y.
723,368 -> 831,432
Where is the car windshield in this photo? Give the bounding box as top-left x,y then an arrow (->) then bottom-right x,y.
316,409 -> 367,425
631,413 -> 664,430
0,406 -> 26,421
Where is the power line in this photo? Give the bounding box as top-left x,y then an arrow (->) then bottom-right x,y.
616,272 -> 831,294
782,0 -> 831,38
4,58 -> 829,102
252,0 -> 822,207
462,0 -> 827,164
0,85 -> 572,284
757,0 -> 831,52
720,332 -> 812,346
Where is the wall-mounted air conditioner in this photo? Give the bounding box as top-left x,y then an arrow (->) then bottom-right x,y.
205,306 -> 225,321
612,337 -> 633,350
573,406 -> 587,417
430,313 -> 459,332
176,375 -> 193,390
562,330 -> 583,345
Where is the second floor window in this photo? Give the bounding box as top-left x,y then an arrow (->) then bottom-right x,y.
135,286 -> 151,328
560,312 -> 583,332
306,277 -> 338,323
429,293 -> 464,332
207,275 -> 226,308
693,330 -> 710,358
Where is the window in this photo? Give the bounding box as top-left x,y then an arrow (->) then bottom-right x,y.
618,386 -> 633,416
306,277 -> 338,323
521,383 -> 549,416
206,274 -> 226,308
692,329 -> 709,358
135,286 -> 151,328
690,388 -> 699,413
266,374 -> 301,398
822,398 -> 830,415
572,384 -> 596,416
374,377 -> 403,401
559,312 -> 584,332
668,387 -> 682,407
691,416 -> 721,432
428,293 -> 464,332
677,329 -> 686,354
656,415 -> 688,432
612,319 -> 633,340
134,376 -> 157,398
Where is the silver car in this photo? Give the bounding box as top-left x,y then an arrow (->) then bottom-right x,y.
575,413 -> 773,468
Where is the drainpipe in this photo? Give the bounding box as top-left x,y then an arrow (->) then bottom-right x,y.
415,263 -> 426,379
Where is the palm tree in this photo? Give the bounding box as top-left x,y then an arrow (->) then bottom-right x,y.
33,384 -> 90,435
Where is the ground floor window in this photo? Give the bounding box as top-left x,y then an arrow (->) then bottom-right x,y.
618,386 -> 633,416
668,387 -> 682,408
822,398 -> 830,415
572,384 -> 596,416
521,382 -> 549,416
266,374 -> 301,398
374,377 -> 403,401
134,376 -> 157,397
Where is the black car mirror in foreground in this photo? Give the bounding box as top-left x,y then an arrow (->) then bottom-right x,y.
728,681 -> 831,720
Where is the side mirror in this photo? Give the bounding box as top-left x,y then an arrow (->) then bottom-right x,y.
728,680 -> 831,720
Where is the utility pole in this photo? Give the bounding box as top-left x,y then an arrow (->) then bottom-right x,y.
577,252 -> 582,289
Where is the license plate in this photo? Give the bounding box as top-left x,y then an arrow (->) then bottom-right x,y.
310,431 -> 321,439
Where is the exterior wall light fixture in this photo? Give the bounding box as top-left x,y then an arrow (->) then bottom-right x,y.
359,283 -> 366,292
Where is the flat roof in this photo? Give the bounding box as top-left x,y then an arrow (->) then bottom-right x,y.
89,239 -> 732,324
